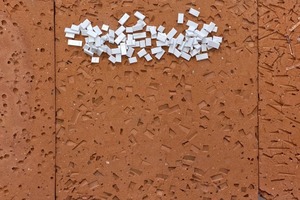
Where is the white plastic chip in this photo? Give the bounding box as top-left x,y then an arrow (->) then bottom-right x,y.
128,57 -> 137,64
134,11 -> 145,20
91,57 -> 100,63
133,32 -> 146,39
101,24 -> 109,31
196,53 -> 209,61
65,33 -> 75,38
68,39 -> 82,47
118,13 -> 130,25
126,47 -> 135,57
145,54 -> 152,61
80,19 -> 91,29
178,13 -> 184,24
65,7 -> 223,64
167,28 -> 177,39
151,46 -> 163,54
157,25 -> 165,33
137,48 -> 147,57
155,49 -> 165,60
115,26 -> 125,36
189,8 -> 200,17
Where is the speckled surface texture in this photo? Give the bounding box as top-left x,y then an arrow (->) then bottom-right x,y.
0,0 -> 55,199
0,0 -> 299,200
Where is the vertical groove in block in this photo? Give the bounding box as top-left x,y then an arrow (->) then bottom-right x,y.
258,1 -> 300,199
0,1 -> 55,199
55,0 -> 258,199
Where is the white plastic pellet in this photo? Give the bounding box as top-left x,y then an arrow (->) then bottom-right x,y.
191,48 -> 200,57
115,33 -> 126,44
87,30 -> 97,38
111,47 -> 121,54
101,24 -> 109,31
84,49 -> 94,57
186,20 -> 198,29
139,40 -> 146,48
68,39 -> 82,47
126,47 -> 135,58
88,37 -> 95,43
137,48 -> 147,57
157,25 -> 165,33
199,28 -> 209,37
65,28 -> 80,35
126,27 -> 134,33
173,49 -> 181,58
149,26 -> 157,35
189,8 -> 200,17
134,11 -> 145,20
137,20 -> 146,27
128,57 -> 137,64
201,44 -> 207,52
115,26 -> 126,36
196,53 -> 209,61
95,37 -> 102,47
167,28 -> 177,39
145,54 -> 152,61
213,36 -> 223,43
65,33 -> 75,38
213,26 -> 218,32
133,24 -> 143,32
146,38 -> 152,46
156,40 -> 169,47
91,57 -> 100,63
116,54 -> 122,62
208,40 -> 220,49
176,34 -> 184,44
181,51 -> 191,61
133,32 -> 146,39
155,49 -> 165,60
204,22 -> 216,33
80,19 -> 91,29
81,30 -> 88,36
71,24 -> 80,32
178,13 -> 184,24
96,48 -> 104,56
93,26 -> 102,35
65,8 -> 223,64
120,43 -> 127,55
151,46 -> 163,54
134,41 -> 140,47
168,44 -> 176,54
108,55 -> 116,63
157,32 -> 167,42
87,24 -> 93,31
118,13 -> 130,25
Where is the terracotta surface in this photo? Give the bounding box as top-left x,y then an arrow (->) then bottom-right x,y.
0,0 -> 299,200
259,0 -> 300,199
55,0 -> 258,199
0,0 -> 55,199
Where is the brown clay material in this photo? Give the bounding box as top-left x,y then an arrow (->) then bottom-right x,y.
55,0 -> 258,199
259,1 -> 300,199
0,0 -> 55,199
1,0 -> 299,200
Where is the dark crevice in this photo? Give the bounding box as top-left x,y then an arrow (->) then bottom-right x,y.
53,0 -> 57,199
256,0 -> 261,198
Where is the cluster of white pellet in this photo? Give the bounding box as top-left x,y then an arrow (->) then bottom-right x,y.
65,8 -> 223,64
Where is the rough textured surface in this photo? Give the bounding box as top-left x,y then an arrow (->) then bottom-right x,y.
1,0 -> 299,199
55,0 -> 258,199
0,0 -> 55,199
258,0 -> 300,199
